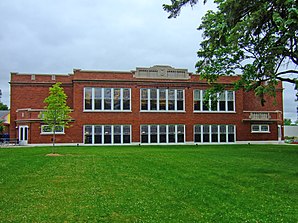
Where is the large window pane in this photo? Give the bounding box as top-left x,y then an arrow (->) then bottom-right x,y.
104,126 -> 112,144
228,125 -> 235,142
84,126 -> 92,144
85,88 -> 92,110
123,125 -> 131,143
150,89 -> 157,110
177,90 -> 184,111
113,89 -> 121,110
168,125 -> 176,142
123,88 -> 130,110
220,125 -> 227,142
141,89 -> 148,110
177,125 -> 184,143
104,88 -> 112,110
150,125 -> 158,143
168,90 -> 175,110
194,125 -> 201,142
159,125 -> 167,143
94,125 -> 102,144
227,91 -> 234,111
211,125 -> 218,142
159,89 -> 166,110
141,125 -> 148,143
194,90 -> 201,111
94,88 -> 102,110
219,92 -> 226,111
113,125 -> 121,144
203,125 -> 210,142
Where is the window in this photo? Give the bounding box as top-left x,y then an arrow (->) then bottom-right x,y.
140,124 -> 185,144
41,125 -> 64,134
84,126 -> 92,144
140,88 -> 185,112
84,88 -> 92,110
141,89 -> 149,110
150,89 -> 157,110
251,124 -> 270,133
194,90 -> 235,112
159,89 -> 166,110
94,126 -> 102,144
194,124 -> 236,143
84,88 -> 131,111
113,89 -> 121,110
141,125 -> 149,143
194,125 -> 201,143
84,125 -> 131,144
194,90 -> 201,111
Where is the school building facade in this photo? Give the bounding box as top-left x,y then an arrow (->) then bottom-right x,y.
10,65 -> 284,145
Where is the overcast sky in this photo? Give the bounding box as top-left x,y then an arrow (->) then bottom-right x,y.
0,0 -> 296,120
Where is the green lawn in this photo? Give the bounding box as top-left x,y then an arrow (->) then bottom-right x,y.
0,145 -> 297,222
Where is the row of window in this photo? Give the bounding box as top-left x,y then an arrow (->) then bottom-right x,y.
83,88 -> 235,112
82,124 -> 265,144
84,88 -> 131,111
141,89 -> 184,111
84,125 -> 131,144
41,124 -> 269,144
141,125 -> 185,143
194,90 -> 235,112
194,125 -> 235,143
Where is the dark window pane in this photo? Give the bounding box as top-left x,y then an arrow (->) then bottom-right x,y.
177,101 -> 183,110
220,134 -> 226,142
114,135 -> 121,144
95,135 -> 102,144
194,101 -> 200,111
141,135 -> 148,143
228,101 -> 234,111
219,101 -> 225,111
160,134 -> 167,143
194,134 -> 201,142
169,134 -> 175,143
177,134 -> 184,143
203,134 -> 209,142
228,134 -> 235,142
123,135 -> 130,143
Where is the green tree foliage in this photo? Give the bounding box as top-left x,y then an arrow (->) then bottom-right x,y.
284,118 -> 292,126
0,102 -> 8,110
0,120 -> 4,134
164,0 -> 298,105
40,83 -> 72,150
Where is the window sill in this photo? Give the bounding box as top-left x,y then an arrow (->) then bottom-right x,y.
83,110 -> 132,113
251,132 -> 270,134
140,110 -> 186,113
193,111 -> 236,113
41,133 -> 65,135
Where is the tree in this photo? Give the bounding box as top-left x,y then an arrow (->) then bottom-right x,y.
284,118 -> 292,126
40,83 -> 72,151
163,0 -> 298,104
0,102 -> 8,110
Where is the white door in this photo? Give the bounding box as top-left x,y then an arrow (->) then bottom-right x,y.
278,125 -> 282,142
19,126 -> 28,145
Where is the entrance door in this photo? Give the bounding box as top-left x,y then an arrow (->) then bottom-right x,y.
19,126 -> 28,145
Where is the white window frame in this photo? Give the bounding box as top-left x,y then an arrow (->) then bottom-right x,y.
84,88 -> 131,112
193,90 -> 235,113
41,125 -> 65,135
83,125 -> 131,144
140,124 -> 185,144
194,124 -> 236,143
251,124 -> 270,133
140,88 -> 185,112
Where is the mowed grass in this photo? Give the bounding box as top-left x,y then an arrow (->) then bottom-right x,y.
0,145 -> 297,222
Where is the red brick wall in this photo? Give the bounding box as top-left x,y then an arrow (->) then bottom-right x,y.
10,71 -> 284,144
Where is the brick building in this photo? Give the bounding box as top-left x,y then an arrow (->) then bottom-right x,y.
10,65 -> 284,145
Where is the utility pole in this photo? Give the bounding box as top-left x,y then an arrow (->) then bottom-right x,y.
0,89 -> 2,103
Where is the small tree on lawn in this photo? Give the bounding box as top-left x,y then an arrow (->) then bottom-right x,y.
40,82 -> 72,151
